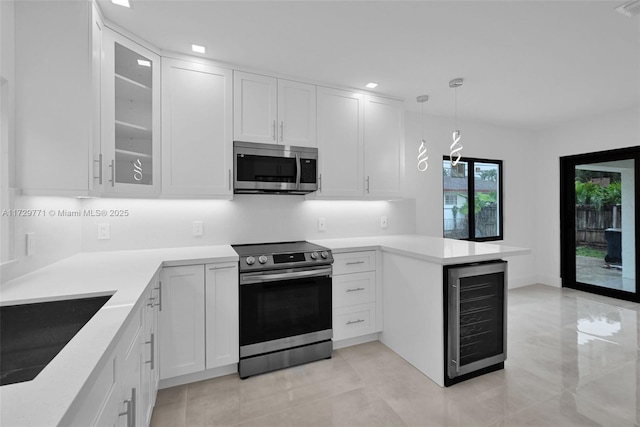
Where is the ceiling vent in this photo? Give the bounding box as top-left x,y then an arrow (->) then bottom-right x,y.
615,0 -> 640,17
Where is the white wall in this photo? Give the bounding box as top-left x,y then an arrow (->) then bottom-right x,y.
79,196 -> 416,251
1,195 -> 83,283
534,106 -> 640,287
404,111 -> 539,288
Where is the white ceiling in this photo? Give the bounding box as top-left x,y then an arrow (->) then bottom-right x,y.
97,0 -> 640,131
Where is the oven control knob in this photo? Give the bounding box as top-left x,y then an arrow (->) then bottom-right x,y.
258,255 -> 268,264
321,251 -> 329,259
310,251 -> 318,260
246,256 -> 255,265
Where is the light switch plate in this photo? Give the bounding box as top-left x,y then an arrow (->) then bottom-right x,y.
98,223 -> 110,240
192,221 -> 204,236
380,216 -> 388,229
318,218 -> 326,231
26,233 -> 36,256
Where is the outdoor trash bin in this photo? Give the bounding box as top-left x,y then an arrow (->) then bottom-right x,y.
604,227 -> 622,265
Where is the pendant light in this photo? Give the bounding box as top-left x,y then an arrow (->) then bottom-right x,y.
416,95 -> 429,172
449,78 -> 464,166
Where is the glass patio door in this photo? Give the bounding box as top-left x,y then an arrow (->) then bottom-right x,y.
561,147 -> 639,302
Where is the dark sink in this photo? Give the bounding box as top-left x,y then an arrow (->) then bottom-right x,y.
0,295 -> 111,386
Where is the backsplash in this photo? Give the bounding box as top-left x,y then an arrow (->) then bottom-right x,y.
80,196 -> 416,251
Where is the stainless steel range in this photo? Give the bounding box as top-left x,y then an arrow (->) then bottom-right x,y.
232,241 -> 334,379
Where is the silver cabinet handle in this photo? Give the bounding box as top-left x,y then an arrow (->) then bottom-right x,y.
118,387 -> 136,427
109,159 -> 115,187
208,265 -> 235,271
365,176 -> 370,193
145,333 -> 155,370
346,319 -> 365,325
280,121 -> 284,142
93,154 -> 103,185
272,120 -> 276,141
346,287 -> 365,292
345,261 -> 365,265
156,283 -> 162,311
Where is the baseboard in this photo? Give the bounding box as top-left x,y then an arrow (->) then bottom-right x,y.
536,275 -> 562,288
507,276 -> 538,289
159,364 -> 237,389
333,333 -> 380,350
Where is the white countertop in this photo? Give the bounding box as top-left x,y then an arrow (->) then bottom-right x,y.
0,235 -> 529,426
0,245 -> 238,427
311,234 -> 531,264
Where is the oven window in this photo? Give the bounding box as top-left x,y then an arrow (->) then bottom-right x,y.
240,276 -> 332,346
236,154 -> 297,183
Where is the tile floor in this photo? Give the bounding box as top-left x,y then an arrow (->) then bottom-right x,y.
150,284 -> 639,426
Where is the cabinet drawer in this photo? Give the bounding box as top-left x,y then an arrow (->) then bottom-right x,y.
333,271 -> 375,308
333,303 -> 376,341
333,251 -> 376,275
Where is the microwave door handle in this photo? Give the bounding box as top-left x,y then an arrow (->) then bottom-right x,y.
295,153 -> 301,190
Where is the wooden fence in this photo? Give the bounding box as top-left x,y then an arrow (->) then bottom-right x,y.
575,205 -> 620,247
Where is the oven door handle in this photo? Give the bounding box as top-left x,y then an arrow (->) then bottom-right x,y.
240,267 -> 332,284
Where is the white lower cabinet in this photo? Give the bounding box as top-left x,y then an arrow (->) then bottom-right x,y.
141,275 -> 160,426
205,262 -> 239,369
332,251 -> 382,341
159,262 -> 239,381
159,265 -> 206,378
65,278 -> 158,427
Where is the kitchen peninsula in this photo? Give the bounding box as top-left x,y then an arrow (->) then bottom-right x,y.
0,235 -> 529,426
312,235 -> 530,386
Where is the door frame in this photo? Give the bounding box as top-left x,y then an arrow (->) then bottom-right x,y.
560,146 -> 640,303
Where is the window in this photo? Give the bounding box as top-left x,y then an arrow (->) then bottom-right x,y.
443,157 -> 503,241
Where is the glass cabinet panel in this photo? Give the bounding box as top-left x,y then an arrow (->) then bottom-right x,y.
114,42 -> 153,186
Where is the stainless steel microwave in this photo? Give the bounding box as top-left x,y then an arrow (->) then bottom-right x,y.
233,141 -> 318,194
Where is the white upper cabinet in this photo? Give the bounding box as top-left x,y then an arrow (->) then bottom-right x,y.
363,95 -> 404,199
101,28 -> 161,196
16,1 -> 102,196
233,71 -> 316,147
277,79 -> 316,147
312,89 -> 404,200
162,58 -> 233,198
315,87 -> 364,198
233,72 -> 277,144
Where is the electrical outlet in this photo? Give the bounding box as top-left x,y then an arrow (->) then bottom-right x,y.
380,216 -> 388,229
318,218 -> 326,231
192,221 -> 204,236
26,233 -> 36,256
98,223 -> 110,240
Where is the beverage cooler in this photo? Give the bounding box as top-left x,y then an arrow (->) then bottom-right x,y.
444,260 -> 507,386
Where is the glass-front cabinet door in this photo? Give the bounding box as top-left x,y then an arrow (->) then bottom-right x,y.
102,29 -> 160,195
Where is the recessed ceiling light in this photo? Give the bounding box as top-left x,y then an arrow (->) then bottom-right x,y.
137,59 -> 151,67
192,44 -> 206,54
111,0 -> 130,8
366,82 -> 379,89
